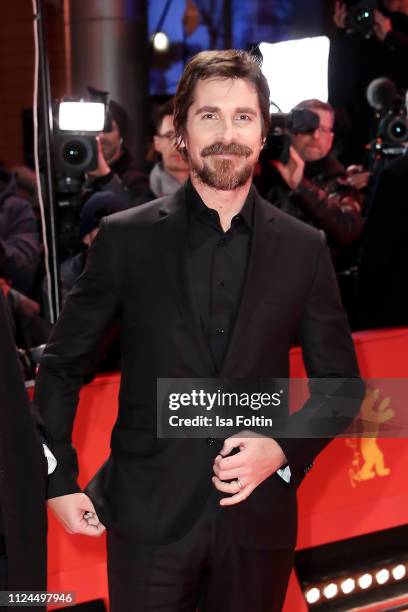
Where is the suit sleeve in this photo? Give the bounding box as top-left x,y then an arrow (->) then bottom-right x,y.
276,234 -> 364,488
34,217 -> 121,498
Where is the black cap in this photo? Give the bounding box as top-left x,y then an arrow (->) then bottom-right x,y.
79,191 -> 126,239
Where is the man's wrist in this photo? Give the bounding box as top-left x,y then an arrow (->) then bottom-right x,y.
290,176 -> 303,190
87,167 -> 112,180
289,176 -> 307,194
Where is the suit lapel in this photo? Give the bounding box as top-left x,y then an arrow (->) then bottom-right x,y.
220,191 -> 280,376
154,186 -> 215,372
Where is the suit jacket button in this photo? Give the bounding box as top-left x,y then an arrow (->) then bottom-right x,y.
206,437 -> 216,446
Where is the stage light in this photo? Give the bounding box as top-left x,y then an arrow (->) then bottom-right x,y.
302,557 -> 408,607
376,568 -> 390,585
259,36 -> 329,112
341,578 -> 356,594
152,32 -> 170,52
323,583 -> 338,599
392,564 -> 406,580
359,573 -> 373,589
305,587 -> 320,604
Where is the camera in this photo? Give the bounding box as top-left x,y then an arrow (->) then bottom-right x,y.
378,109 -> 408,146
345,0 -> 379,37
369,106 -> 408,170
263,109 -> 320,164
54,101 -> 106,176
366,78 -> 408,162
52,100 -> 107,255
366,77 -> 408,146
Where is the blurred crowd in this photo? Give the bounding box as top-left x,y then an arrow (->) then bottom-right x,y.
2,0 -> 408,375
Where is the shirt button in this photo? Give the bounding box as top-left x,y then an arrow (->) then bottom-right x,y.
219,237 -> 227,246
206,437 -> 216,446
217,281 -> 225,288
216,328 -> 225,335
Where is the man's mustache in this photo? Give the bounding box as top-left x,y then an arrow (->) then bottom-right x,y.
201,142 -> 253,158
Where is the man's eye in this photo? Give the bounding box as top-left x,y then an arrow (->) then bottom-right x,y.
202,113 -> 216,120
237,114 -> 251,121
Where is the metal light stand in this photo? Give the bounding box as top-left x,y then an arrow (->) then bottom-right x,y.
33,0 -> 61,323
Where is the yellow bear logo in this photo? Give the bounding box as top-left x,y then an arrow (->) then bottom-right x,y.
346,388 -> 394,487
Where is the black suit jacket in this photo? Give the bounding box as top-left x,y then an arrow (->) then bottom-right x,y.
0,292 -> 47,596
34,184 -> 362,550
359,154 -> 408,329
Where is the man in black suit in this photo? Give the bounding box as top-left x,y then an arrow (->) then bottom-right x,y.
35,50 -> 362,611
0,291 -> 47,608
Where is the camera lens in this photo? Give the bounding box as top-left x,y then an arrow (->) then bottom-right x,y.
393,124 -> 402,136
56,134 -> 97,176
62,139 -> 88,166
389,118 -> 408,142
349,4 -> 374,32
355,8 -> 372,24
379,112 -> 408,145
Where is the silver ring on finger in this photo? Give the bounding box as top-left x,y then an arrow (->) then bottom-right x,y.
236,477 -> 243,490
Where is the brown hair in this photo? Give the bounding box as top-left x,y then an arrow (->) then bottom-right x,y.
173,50 -> 271,142
154,98 -> 175,134
292,99 -> 335,126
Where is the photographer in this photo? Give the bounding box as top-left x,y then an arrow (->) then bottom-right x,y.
82,99 -> 149,205
329,0 -> 408,163
262,99 -> 363,265
135,99 -> 189,205
149,99 -> 189,197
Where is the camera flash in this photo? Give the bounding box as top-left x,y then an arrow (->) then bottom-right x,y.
59,102 -> 105,132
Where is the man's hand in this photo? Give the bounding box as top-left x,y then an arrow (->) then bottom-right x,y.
48,492 -> 105,536
345,164 -> 371,190
373,10 -> 392,41
212,431 -> 287,506
334,1 -> 347,29
272,146 -> 305,190
87,136 -> 111,178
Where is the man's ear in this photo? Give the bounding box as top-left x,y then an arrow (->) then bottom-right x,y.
177,136 -> 188,161
178,145 -> 189,161
178,134 -> 186,149
328,132 -> 335,150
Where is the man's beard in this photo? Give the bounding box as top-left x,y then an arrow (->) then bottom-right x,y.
189,141 -> 254,191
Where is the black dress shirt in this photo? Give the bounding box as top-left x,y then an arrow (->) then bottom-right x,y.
186,180 -> 254,371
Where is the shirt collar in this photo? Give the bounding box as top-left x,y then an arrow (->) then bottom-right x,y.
185,178 -> 254,229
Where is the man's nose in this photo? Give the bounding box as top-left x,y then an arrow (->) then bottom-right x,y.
217,118 -> 235,141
